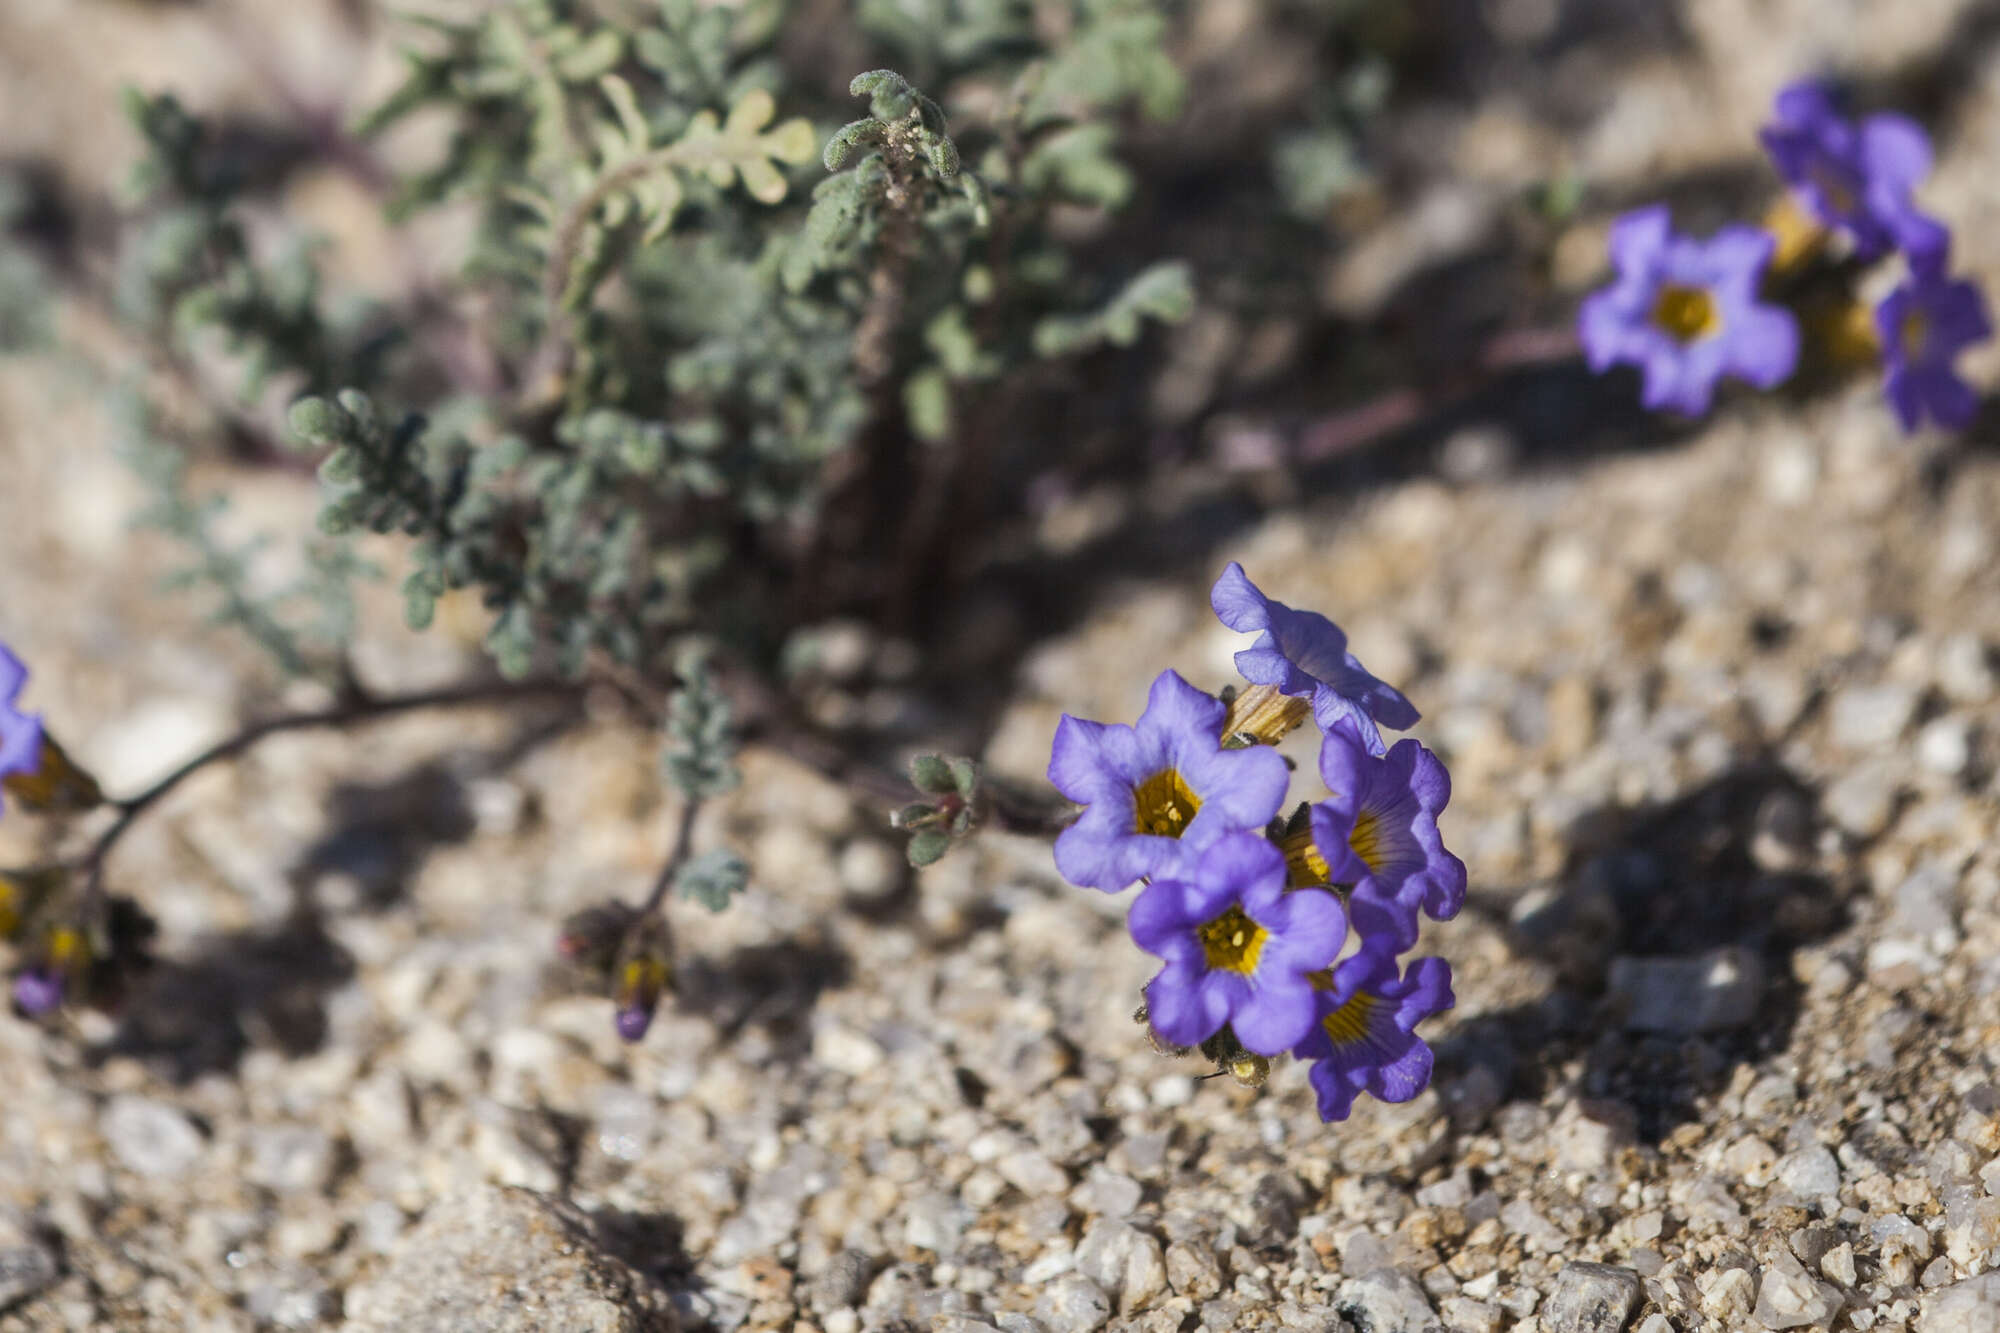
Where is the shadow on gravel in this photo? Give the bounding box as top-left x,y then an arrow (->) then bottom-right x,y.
589,1205 -> 698,1292
677,937 -> 854,1057
88,910 -> 355,1083
91,709 -> 583,1081
1438,759 -> 1852,1142
291,761 -> 479,913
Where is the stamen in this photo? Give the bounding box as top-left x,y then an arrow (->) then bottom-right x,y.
1132,769 -> 1201,838
1197,905 -> 1268,975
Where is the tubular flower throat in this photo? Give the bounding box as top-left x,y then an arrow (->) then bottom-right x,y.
1197,905 -> 1268,975
1651,284 -> 1720,343
1347,810 -> 1386,874
1132,769 -> 1200,838
1319,989 -> 1381,1050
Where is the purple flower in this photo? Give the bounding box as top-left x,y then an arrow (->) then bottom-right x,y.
1210,563 -> 1417,757
1129,833 -> 1347,1054
1579,205 -> 1800,417
1293,948 -> 1454,1123
613,953 -> 670,1043
0,644 -> 43,815
1760,81 -> 1942,263
1311,723 -> 1466,949
1049,670 -> 1290,892
1875,267 -> 1991,433
11,968 -> 63,1016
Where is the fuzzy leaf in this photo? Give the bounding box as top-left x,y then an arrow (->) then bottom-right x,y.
906,829 -> 951,868
909,753 -> 955,794
677,849 -> 749,912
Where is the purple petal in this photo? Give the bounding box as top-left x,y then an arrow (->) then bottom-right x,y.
1253,885 -> 1347,967
1884,367 -> 1925,433
1858,113 -> 1932,193
1368,1036 -> 1434,1103
1771,81 -> 1837,132
1722,305 -> 1801,389
1145,963 -> 1230,1047
11,969 -> 62,1016
1135,670 -> 1227,751
1048,714 -> 1125,802
0,645 -> 25,705
1606,205 -> 1672,277
1127,876 -> 1220,958
1230,979 -> 1317,1055
1349,879 -> 1422,951
1209,562 -> 1273,635
1307,1057 -> 1366,1122
1179,744 -> 1289,843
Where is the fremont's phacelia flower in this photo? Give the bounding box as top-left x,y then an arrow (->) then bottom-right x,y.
1579,206 -> 1800,416
9,923 -> 89,1018
1294,947 -> 1454,1123
614,953 -> 671,1042
0,644 -> 44,816
1875,267 -> 1991,433
1313,722 -> 1466,949
1049,670 -> 1289,892
1210,563 -> 1417,757
11,969 -> 64,1016
1129,833 -> 1347,1054
1760,81 -> 1942,263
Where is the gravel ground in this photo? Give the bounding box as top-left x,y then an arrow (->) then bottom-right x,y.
7,2 -> 2000,1332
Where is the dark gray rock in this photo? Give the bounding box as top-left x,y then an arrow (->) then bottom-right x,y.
1606,947 -> 1764,1034
0,1242 -> 58,1314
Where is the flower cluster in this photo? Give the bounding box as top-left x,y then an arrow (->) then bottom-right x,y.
0,640 -> 130,1018
1047,565 -> 1461,1122
1581,79 -> 1988,431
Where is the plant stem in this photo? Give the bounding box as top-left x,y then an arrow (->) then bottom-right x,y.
639,796 -> 703,916
78,677 -> 582,900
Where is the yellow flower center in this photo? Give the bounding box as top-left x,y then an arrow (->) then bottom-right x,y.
47,925 -> 88,969
1651,284 -> 1721,344
1348,810 -> 1387,874
0,877 -> 17,939
1132,768 -> 1200,838
1321,990 -> 1380,1048
1900,309 -> 1930,362
1197,905 -> 1267,975
1277,824 -> 1332,888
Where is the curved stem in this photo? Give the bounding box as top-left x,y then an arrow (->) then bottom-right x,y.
639,796 -> 703,917
79,678 -> 582,899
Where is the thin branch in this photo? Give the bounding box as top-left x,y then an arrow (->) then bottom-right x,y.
639,795 -> 703,916
79,677 -> 583,897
